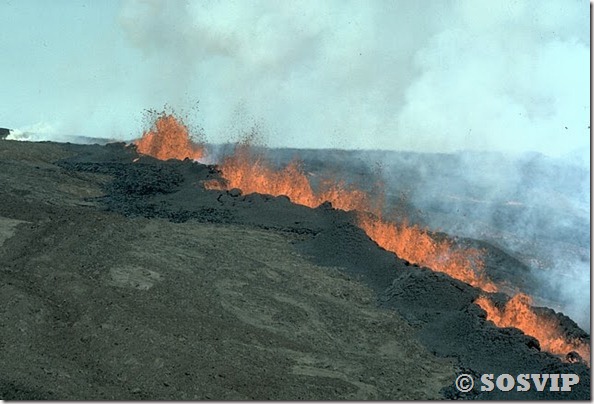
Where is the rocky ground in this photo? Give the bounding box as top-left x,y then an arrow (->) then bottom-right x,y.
0,139 -> 590,399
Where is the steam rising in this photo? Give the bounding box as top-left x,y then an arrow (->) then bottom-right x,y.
115,0 -> 588,159
1,1 -> 587,155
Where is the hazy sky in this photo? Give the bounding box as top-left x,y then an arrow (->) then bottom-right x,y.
0,0 -> 589,161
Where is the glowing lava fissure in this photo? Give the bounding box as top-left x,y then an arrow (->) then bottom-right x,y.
356,213 -> 497,293
204,142 -> 382,215
134,113 -> 205,161
135,113 -> 589,366
475,294 -> 591,366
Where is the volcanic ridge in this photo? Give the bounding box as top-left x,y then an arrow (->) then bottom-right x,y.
0,114 -> 590,400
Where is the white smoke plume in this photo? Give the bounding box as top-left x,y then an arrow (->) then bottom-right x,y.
6,122 -> 115,144
6,122 -> 59,142
116,0 -> 588,160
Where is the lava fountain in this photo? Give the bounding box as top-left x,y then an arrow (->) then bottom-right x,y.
204,142 -> 381,214
134,113 -> 205,161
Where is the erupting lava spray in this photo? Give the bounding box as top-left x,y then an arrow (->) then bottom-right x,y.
134,113 -> 205,161
204,142 -> 382,214
134,112 -> 590,366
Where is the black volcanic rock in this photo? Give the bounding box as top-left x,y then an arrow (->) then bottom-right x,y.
0,128 -> 10,139
0,140 -> 589,400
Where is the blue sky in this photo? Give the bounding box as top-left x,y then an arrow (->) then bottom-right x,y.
0,0 -> 589,161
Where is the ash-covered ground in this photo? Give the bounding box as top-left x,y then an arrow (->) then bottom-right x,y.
0,139 -> 590,400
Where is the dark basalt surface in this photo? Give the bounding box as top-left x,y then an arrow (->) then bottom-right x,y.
53,142 -> 590,400
0,139 -> 587,399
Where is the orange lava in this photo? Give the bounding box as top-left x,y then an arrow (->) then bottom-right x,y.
205,143 -> 380,214
475,294 -> 590,365
357,213 -> 498,292
134,114 -> 205,161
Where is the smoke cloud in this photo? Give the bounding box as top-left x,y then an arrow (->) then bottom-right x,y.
114,0 -> 588,160
1,0 -> 587,159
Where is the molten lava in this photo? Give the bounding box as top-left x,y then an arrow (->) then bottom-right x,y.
205,143 -> 379,214
134,114 -> 205,161
357,214 -> 497,292
475,294 -> 590,365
